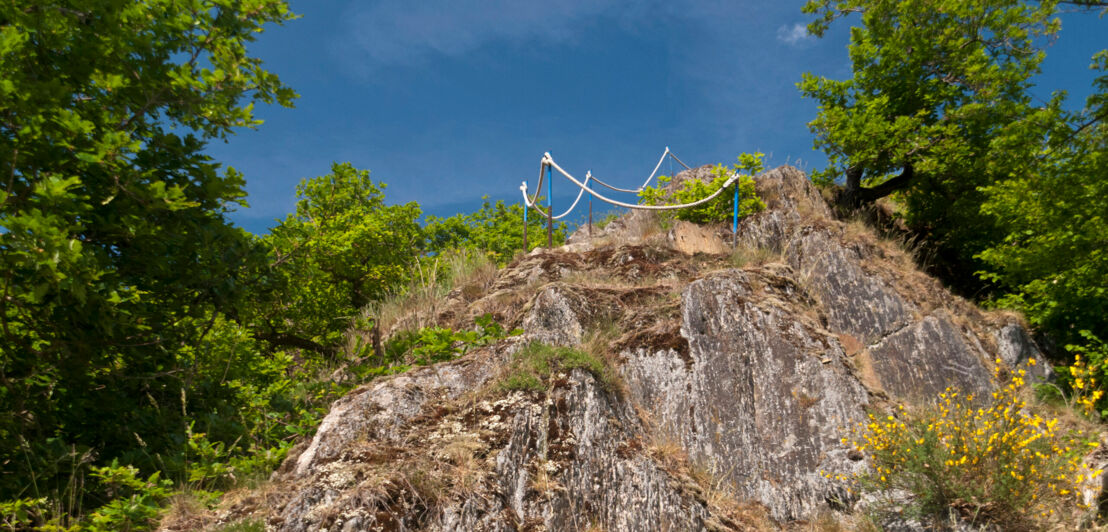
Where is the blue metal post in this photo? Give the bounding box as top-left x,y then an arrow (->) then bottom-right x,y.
546,160 -> 553,248
522,180 -> 528,251
732,176 -> 740,248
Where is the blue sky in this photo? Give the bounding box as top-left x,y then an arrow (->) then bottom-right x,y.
207,1 -> 1106,234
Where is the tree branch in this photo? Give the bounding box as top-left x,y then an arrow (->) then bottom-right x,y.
858,163 -> 915,203
254,330 -> 336,357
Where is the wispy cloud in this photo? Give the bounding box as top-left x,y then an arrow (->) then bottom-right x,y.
776,23 -> 813,46
341,0 -> 631,68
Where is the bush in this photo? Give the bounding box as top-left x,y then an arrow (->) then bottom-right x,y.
1060,331 -> 1108,419
845,365 -> 1099,529
639,153 -> 766,225
385,314 -> 521,366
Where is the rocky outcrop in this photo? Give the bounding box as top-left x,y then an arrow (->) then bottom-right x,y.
217,165 -> 1080,531
622,270 -> 869,521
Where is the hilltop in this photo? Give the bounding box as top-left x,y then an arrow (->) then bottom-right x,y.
169,166 -> 1102,531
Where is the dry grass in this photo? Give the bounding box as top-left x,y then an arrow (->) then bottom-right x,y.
626,211 -> 666,241
160,492 -> 209,531
530,460 -> 562,495
646,429 -> 689,472
729,241 -> 784,269
559,269 -> 646,289
353,249 -> 499,345
795,195 -> 834,227
439,435 -> 486,499
790,511 -> 880,532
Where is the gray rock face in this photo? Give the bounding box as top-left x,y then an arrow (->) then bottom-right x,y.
622,270 -> 870,521
993,320 -> 1053,381
865,314 -> 994,402
236,165 -> 1066,532
521,286 -> 591,347
272,358 -> 724,531
291,350 -> 506,478
787,228 -> 915,343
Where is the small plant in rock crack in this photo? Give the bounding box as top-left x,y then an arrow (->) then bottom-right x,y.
496,342 -> 616,393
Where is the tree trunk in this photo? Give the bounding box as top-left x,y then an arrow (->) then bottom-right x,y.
841,163 -> 915,207
255,330 -> 337,358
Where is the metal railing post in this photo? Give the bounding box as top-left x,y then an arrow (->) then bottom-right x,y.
522,180 -> 528,252
546,160 -> 554,248
732,175 -> 740,248
588,198 -> 593,238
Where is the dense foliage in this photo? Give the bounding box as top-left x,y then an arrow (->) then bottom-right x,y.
0,2 -> 539,528
638,153 -> 766,224
801,1 -> 1106,355
255,163 -> 423,355
0,0 -> 295,515
424,197 -> 566,265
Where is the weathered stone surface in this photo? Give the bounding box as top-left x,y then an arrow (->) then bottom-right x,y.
787,228 -> 915,343
271,365 -> 727,531
489,370 -> 720,531
622,270 -> 869,521
291,346 -> 508,477
521,286 -> 591,347
993,320 -> 1053,381
865,314 -> 994,402
666,220 -> 729,255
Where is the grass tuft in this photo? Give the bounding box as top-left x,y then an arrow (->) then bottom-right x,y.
496,342 -> 617,393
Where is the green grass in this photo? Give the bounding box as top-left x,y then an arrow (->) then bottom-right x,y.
497,342 -> 616,393
215,519 -> 265,532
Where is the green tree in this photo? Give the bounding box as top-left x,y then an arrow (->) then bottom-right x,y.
800,0 -> 1106,334
256,163 -> 423,355
0,0 -> 294,504
800,0 -> 1064,281
424,197 -> 565,264
975,51 -> 1107,340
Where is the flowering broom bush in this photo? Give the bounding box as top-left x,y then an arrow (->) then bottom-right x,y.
846,362 -> 1100,528
1064,330 -> 1108,418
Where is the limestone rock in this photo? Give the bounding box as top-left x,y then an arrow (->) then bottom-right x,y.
863,314 -> 994,402
993,320 -> 1053,381
666,220 -> 729,255
787,228 -> 915,343
622,270 -> 869,521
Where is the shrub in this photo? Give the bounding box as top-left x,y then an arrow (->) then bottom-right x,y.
385,314 -> 521,366
845,364 -> 1099,528
1062,331 -> 1108,419
639,153 -> 766,225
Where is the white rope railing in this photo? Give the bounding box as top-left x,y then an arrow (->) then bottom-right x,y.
521,152 -> 739,212
586,146 -> 693,194
523,169 -> 592,220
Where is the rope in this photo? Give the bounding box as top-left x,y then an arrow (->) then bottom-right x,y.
669,150 -> 692,171
586,147 -> 693,194
547,172 -> 591,220
527,152 -> 739,212
637,147 -> 671,191
522,161 -> 546,208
